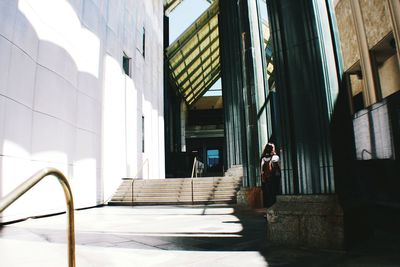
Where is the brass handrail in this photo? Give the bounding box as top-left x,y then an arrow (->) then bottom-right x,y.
191,157 -> 198,179
190,157 -> 199,205
0,168 -> 75,267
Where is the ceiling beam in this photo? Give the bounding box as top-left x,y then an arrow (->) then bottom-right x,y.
171,35 -> 220,86
188,68 -> 221,106
179,48 -> 220,96
168,23 -> 219,72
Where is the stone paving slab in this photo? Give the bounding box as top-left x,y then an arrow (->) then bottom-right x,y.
0,205 -> 399,266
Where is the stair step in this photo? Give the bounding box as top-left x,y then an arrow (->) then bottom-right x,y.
110,176 -> 242,206
117,184 -> 240,189
110,198 -> 235,203
116,186 -> 239,192
108,200 -> 236,206
111,194 -> 238,199
118,183 -> 241,188
116,186 -> 240,191
121,178 -> 241,184
114,193 -> 237,198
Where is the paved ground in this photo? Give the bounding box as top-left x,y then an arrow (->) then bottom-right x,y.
0,205 -> 399,266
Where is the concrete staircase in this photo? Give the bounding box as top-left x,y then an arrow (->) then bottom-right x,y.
108,176 -> 242,205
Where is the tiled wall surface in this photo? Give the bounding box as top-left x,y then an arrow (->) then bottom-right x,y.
0,0 -> 164,221
335,0 -> 360,71
359,0 -> 392,49
335,0 -> 394,71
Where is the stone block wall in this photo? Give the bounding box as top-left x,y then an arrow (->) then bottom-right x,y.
266,195 -> 345,249
335,0 -> 394,72
359,0 -> 392,49
335,0 -> 360,71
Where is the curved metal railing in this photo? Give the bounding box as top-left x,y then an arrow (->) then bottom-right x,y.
190,157 -> 199,204
191,157 -> 198,179
0,168 -> 75,267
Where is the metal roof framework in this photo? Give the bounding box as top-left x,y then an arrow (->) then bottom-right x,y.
164,0 -> 214,15
165,1 -> 220,106
164,0 -> 184,15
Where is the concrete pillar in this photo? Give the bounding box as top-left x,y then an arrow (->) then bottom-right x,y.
180,101 -> 187,152
266,0 -> 344,249
267,0 -> 336,195
219,0 -> 247,183
219,0 -> 267,188
247,0 -> 269,156
350,0 -> 378,105
239,0 -> 261,187
387,0 -> 400,68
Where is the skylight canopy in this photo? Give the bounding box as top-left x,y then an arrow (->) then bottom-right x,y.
166,1 -> 220,106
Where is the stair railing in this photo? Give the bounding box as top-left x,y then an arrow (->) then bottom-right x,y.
0,167 -> 75,267
191,157 -> 198,179
190,157 -> 199,204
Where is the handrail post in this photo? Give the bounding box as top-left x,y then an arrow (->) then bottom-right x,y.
131,178 -> 135,207
0,168 -> 75,267
128,159 -> 150,207
191,157 -> 198,205
191,157 -> 197,179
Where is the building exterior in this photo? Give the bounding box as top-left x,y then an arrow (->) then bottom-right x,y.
333,0 -> 400,232
335,0 -> 400,153
0,0 -> 165,221
1,0 -> 399,250
260,0 -> 400,247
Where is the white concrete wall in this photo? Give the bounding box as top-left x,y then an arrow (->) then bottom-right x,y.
0,0 -> 165,221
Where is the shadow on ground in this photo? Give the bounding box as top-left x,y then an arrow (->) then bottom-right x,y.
1,205 -> 400,266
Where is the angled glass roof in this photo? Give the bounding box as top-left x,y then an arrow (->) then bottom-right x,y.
166,1 -> 220,106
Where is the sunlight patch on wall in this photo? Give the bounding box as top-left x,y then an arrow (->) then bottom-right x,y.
125,77 -> 138,178
18,0 -> 100,78
72,159 -> 98,208
2,140 -> 30,159
102,55 -> 128,199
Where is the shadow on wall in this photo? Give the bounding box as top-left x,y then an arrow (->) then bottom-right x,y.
331,77 -> 400,244
330,77 -> 370,246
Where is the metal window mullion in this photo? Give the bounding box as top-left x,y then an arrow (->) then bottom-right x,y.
177,44 -> 220,93
188,68 -> 221,105
186,66 -> 221,103
181,50 -> 220,97
170,26 -> 219,80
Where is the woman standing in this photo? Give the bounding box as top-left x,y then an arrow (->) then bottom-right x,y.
260,142 -> 281,208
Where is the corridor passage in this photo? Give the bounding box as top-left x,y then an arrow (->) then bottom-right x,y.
1,205 -> 400,266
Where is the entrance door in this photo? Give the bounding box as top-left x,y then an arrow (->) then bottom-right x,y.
206,148 -> 223,175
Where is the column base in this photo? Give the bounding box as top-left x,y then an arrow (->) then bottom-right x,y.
266,195 -> 344,249
224,165 -> 244,177
236,187 -> 263,208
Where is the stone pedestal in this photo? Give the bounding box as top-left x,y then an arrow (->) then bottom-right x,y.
266,195 -> 344,249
